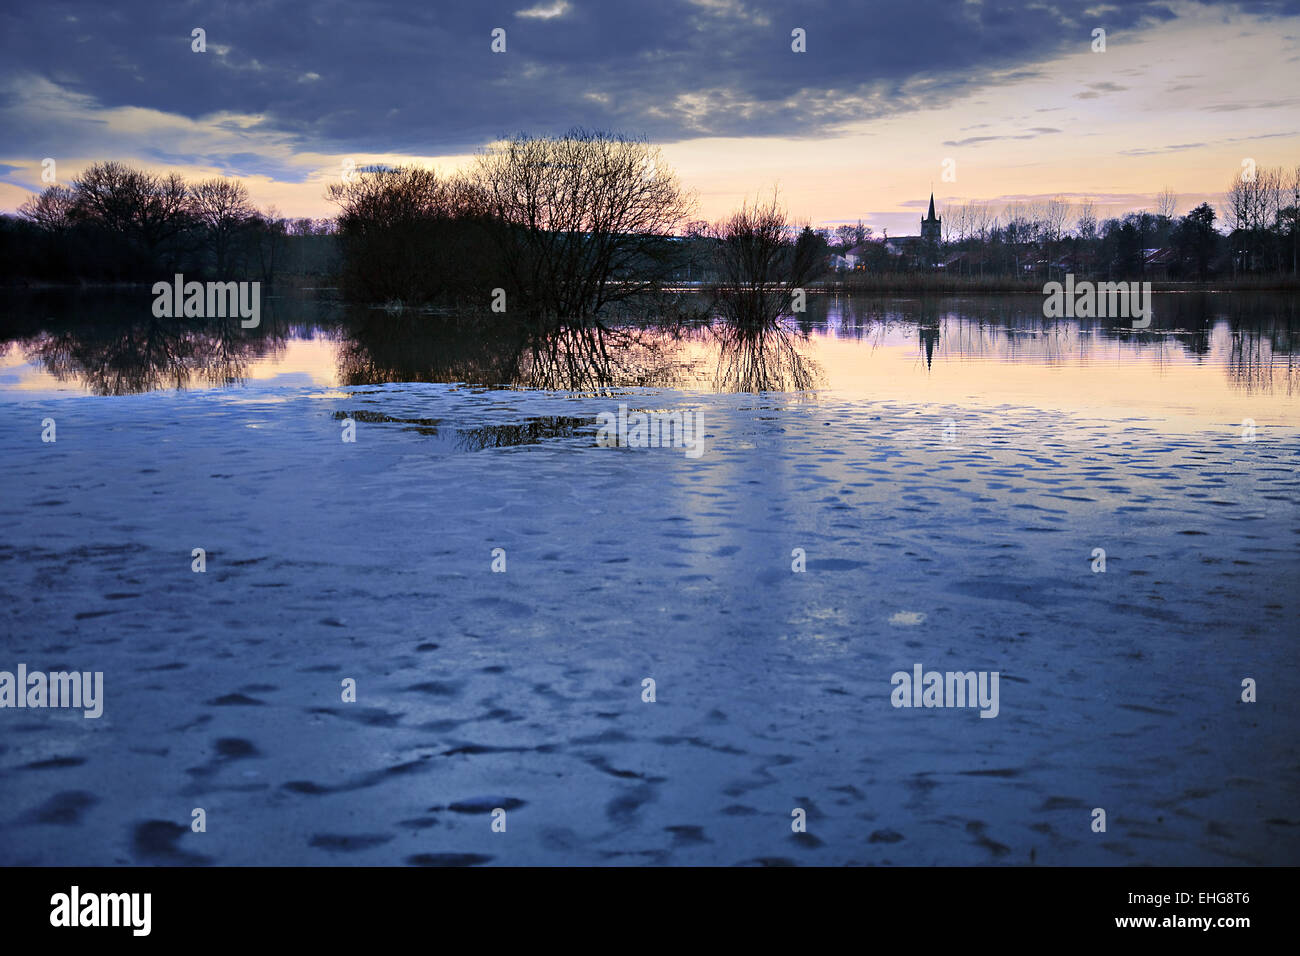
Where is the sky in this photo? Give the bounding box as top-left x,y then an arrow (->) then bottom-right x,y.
1,0 -> 1298,236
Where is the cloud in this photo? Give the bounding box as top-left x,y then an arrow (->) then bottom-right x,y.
515,1 -> 571,19
1119,130 -> 1295,155
0,0 -> 1220,161
1201,97 -> 1299,111
942,128 -> 1061,147
1073,81 -> 1129,99
1119,142 -> 1207,156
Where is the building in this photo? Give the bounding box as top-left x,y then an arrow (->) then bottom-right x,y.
920,193 -> 942,242
840,195 -> 943,272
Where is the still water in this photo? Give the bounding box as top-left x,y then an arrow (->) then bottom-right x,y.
2,289 -> 1296,428
2,288 -> 1297,866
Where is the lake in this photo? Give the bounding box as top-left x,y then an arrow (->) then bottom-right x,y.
2,290 -> 1297,426
1,289 -> 1296,866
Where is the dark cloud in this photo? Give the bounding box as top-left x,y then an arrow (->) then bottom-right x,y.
1223,0 -> 1300,14
0,0 -> 1291,167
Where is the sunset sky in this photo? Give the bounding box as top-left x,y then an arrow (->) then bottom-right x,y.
2,0 -> 1297,236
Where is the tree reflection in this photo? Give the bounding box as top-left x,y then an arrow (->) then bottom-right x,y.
709,319 -> 821,392
336,311 -> 690,392
11,296 -> 291,395
4,291 -> 1291,398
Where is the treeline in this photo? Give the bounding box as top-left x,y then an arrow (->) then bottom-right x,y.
825,167 -> 1299,282
5,132 -> 824,327
17,135 -> 1287,307
1222,166 -> 1300,275
2,162 -> 336,284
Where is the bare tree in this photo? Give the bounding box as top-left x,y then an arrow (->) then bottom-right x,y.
1002,202 -> 1034,275
1223,171 -> 1251,233
1042,197 -> 1070,241
188,178 -> 255,275
140,172 -> 191,256
1261,166 -> 1284,272
326,164 -> 493,303
1224,168 -> 1274,273
832,224 -> 857,250
68,161 -> 150,235
68,162 -> 191,259
327,165 -> 482,227
474,128 -> 695,323
18,185 -> 76,232
1041,196 -> 1071,278
968,201 -> 994,276
708,190 -> 818,326
1155,187 -> 1177,221
1074,199 -> 1097,241
249,205 -> 287,284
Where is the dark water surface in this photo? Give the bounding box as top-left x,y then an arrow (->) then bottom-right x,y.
2,289 -> 1296,429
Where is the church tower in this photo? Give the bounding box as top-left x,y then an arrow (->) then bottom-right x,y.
920,193 -> 941,242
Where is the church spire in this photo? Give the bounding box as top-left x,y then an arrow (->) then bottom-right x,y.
921,191 -> 941,241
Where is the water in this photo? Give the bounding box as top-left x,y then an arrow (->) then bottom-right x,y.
2,290 -> 1296,432
2,288 -> 1297,865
